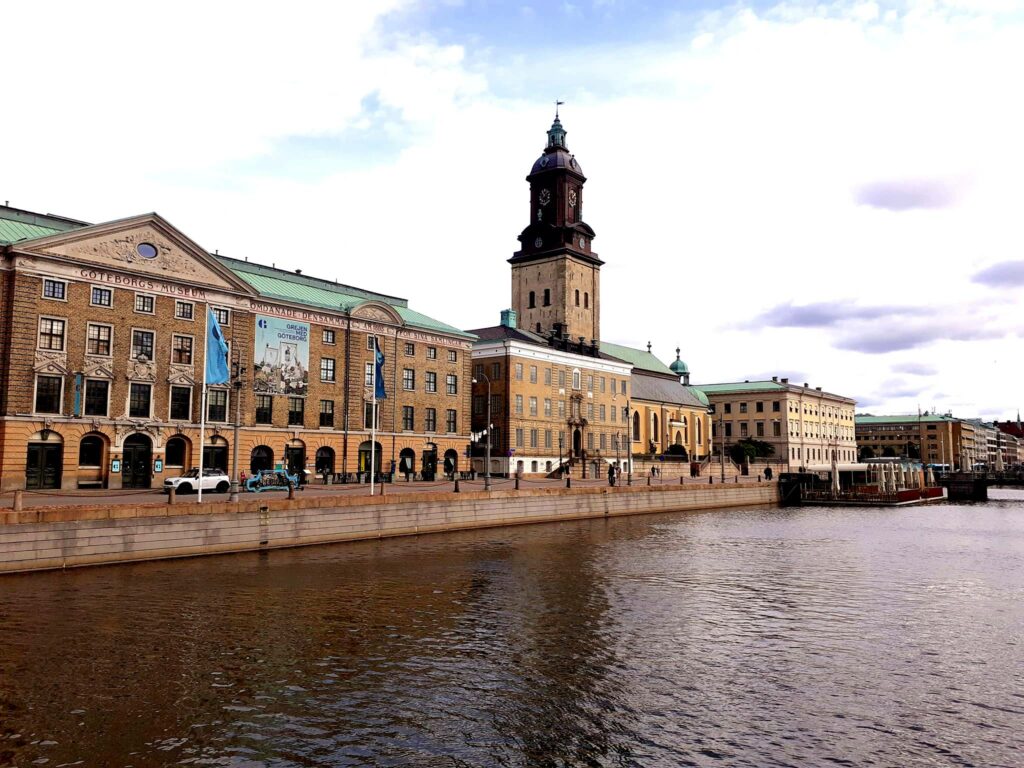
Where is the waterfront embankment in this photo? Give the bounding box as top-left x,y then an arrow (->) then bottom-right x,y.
0,482 -> 777,573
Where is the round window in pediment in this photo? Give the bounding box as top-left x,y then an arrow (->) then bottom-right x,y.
137,242 -> 158,259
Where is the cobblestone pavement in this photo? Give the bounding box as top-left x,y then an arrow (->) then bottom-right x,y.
0,474 -> 769,509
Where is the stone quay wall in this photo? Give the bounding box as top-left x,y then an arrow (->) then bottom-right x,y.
0,483 -> 778,574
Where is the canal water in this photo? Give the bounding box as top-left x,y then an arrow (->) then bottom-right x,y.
1,491 -> 1022,767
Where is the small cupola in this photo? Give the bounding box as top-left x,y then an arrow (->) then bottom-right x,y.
669,346 -> 691,385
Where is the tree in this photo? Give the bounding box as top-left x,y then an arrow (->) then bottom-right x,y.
729,438 -> 775,465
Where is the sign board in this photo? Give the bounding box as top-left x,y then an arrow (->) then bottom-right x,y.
154,459 -> 163,473
111,458 -> 121,473
253,315 -> 309,396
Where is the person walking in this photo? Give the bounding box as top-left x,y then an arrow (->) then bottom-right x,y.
608,463 -> 616,487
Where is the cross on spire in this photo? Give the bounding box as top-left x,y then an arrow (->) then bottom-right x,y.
555,100 -> 564,119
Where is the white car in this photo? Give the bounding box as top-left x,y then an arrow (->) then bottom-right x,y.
164,468 -> 231,494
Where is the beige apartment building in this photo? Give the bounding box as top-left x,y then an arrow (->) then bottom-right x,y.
696,377 -> 858,469
856,413 -> 978,469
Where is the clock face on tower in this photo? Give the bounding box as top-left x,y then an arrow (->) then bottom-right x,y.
568,189 -> 577,207
538,189 -> 551,206
534,237 -> 543,248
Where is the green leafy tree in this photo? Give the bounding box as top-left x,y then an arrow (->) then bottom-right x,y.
729,438 -> 775,464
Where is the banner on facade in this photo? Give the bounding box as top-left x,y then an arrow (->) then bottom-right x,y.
254,315 -> 309,396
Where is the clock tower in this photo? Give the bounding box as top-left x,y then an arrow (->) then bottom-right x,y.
510,111 -> 602,343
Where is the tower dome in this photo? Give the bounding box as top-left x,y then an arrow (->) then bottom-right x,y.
530,113 -> 583,176
669,347 -> 689,375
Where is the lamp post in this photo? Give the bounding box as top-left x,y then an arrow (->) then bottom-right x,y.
229,359 -> 244,502
626,399 -> 633,486
472,373 -> 492,491
558,432 -> 563,473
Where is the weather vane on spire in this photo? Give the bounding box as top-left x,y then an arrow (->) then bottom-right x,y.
555,100 -> 564,118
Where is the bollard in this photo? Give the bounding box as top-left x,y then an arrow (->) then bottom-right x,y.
287,482 -> 295,500
709,476 -> 713,484
734,476 -> 738,484
566,476 -> 571,489
454,478 -> 460,493
382,480 -> 387,497
515,475 -> 520,490
758,476 -> 762,483
167,486 -> 176,505
647,477 -> 651,486
680,476 -> 685,485
13,490 -> 23,512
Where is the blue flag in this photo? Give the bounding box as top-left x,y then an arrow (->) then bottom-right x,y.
206,308 -> 230,385
374,337 -> 387,400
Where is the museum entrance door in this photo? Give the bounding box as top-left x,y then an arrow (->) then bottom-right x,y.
122,434 -> 152,489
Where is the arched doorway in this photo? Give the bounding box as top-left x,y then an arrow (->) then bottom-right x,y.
250,445 -> 274,473
572,428 -> 582,457
26,430 -> 63,490
165,436 -> 189,470
358,441 -> 382,474
675,431 -> 682,446
443,449 -> 459,476
77,433 -> 107,489
315,447 -> 335,476
203,436 -> 228,473
399,447 -> 416,475
285,440 -> 306,477
421,442 -> 438,480
122,434 -> 152,489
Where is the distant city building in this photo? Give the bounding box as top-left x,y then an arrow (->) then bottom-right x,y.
855,413 -> 978,469
696,377 -> 858,469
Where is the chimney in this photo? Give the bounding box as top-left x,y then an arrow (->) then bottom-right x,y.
781,377 -> 789,384
772,376 -> 778,382
816,386 -> 822,391
500,308 -> 517,329
804,382 -> 809,388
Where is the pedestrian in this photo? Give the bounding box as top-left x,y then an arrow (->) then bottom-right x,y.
608,463 -> 616,487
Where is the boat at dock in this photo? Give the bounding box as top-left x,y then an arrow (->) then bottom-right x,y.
779,461 -> 946,507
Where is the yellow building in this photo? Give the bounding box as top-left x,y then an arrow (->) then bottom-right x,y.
856,413 -> 978,469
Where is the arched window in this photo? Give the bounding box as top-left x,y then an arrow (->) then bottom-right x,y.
543,289 -> 551,306
682,416 -> 688,444
652,414 -> 659,444
528,291 -> 536,309
250,445 -> 274,473
632,412 -> 641,441
584,292 -> 589,309
575,290 -> 580,307
696,418 -> 702,445
165,436 -> 187,467
315,447 -> 335,475
78,435 -> 104,467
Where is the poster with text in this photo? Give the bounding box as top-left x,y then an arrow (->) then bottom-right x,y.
254,315 -> 309,396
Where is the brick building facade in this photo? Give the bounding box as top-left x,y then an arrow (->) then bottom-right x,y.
0,206 -> 473,492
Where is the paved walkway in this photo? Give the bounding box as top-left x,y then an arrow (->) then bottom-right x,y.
0,474 -> 770,509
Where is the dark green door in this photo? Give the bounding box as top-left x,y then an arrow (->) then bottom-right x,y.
122,436 -> 152,489
26,444 -> 62,490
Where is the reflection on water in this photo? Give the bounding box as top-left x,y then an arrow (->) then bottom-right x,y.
1,490 -> 1022,767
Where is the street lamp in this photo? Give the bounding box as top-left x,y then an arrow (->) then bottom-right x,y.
229,359 -> 245,502
472,374 -> 492,491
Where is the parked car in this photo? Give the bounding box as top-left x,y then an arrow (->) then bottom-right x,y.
164,468 -> 231,494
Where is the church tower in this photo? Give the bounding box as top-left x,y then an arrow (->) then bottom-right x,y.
510,111 -> 602,343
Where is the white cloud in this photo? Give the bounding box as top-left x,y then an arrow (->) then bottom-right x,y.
4,0 -> 1023,419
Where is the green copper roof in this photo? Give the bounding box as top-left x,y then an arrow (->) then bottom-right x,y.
669,358 -> 689,375
0,207 -> 85,245
686,386 -> 709,406
696,381 -> 788,393
220,256 -> 474,339
600,341 -> 676,376
856,414 -> 957,425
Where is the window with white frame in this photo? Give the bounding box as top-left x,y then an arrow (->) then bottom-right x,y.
322,328 -> 335,345
86,324 -> 112,356
35,375 -> 63,413
321,358 -> 336,382
90,286 -> 113,307
42,279 -> 67,300
128,383 -> 152,419
175,301 -> 194,320
38,317 -> 66,351
131,329 -> 154,360
172,335 -> 193,365
84,379 -> 109,417
213,307 -> 230,326
135,294 -> 155,314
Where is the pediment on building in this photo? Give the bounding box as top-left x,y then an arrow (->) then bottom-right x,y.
34,350 -> 70,375
13,213 -> 256,295
351,301 -> 403,325
83,356 -> 115,379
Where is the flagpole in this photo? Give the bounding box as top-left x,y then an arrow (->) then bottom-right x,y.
370,342 -> 376,497
198,308 -> 209,503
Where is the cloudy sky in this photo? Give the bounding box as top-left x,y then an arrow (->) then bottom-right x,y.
5,0 -> 1023,419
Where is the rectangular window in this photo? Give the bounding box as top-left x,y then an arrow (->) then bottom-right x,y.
364,362 -> 373,386
403,406 -> 415,430
600,377 -> 606,393
572,371 -> 581,390
772,422 -> 782,438
446,409 -> 457,433
35,375 -> 63,413
515,428 -> 524,447
38,317 -> 66,351
207,389 -> 228,422
725,423 -> 733,438
599,404 -> 606,421
515,395 -> 523,414
600,433 -> 607,450
172,335 -> 193,364
403,368 -> 415,391
491,362 -> 500,379
255,394 -> 273,424
428,346 -> 437,360
558,400 -> 565,418
425,371 -> 437,393
405,342 -> 415,356
91,286 -> 112,307
740,422 -> 749,438
448,349 -> 457,363
544,398 -> 552,417
558,369 -> 566,387
319,399 -> 334,427
530,429 -> 538,448
288,397 -> 305,426
175,301 -> 194,320
425,408 -> 436,432
544,430 -> 552,449
756,401 -> 764,413
515,363 -> 523,381
529,397 -> 538,416
42,279 -> 66,300
529,365 -> 537,383
446,374 -> 457,395
544,368 -> 552,385
724,403 -> 732,414
129,382 -> 151,418
587,375 -> 594,391
739,402 -> 748,413
587,433 -> 594,450
84,380 -> 109,417
473,395 -> 485,416
756,422 -> 765,437
321,358 -> 336,382
611,405 -> 617,423
773,401 -> 781,412
213,307 -> 230,326
135,294 -> 155,314
87,324 -> 112,356
363,402 -> 380,429
169,385 -> 191,420
490,394 -> 501,414
621,381 -> 627,394
474,363 -> 484,379
131,329 -> 154,360
366,335 -> 376,351
322,329 -> 335,345
587,403 -> 594,420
